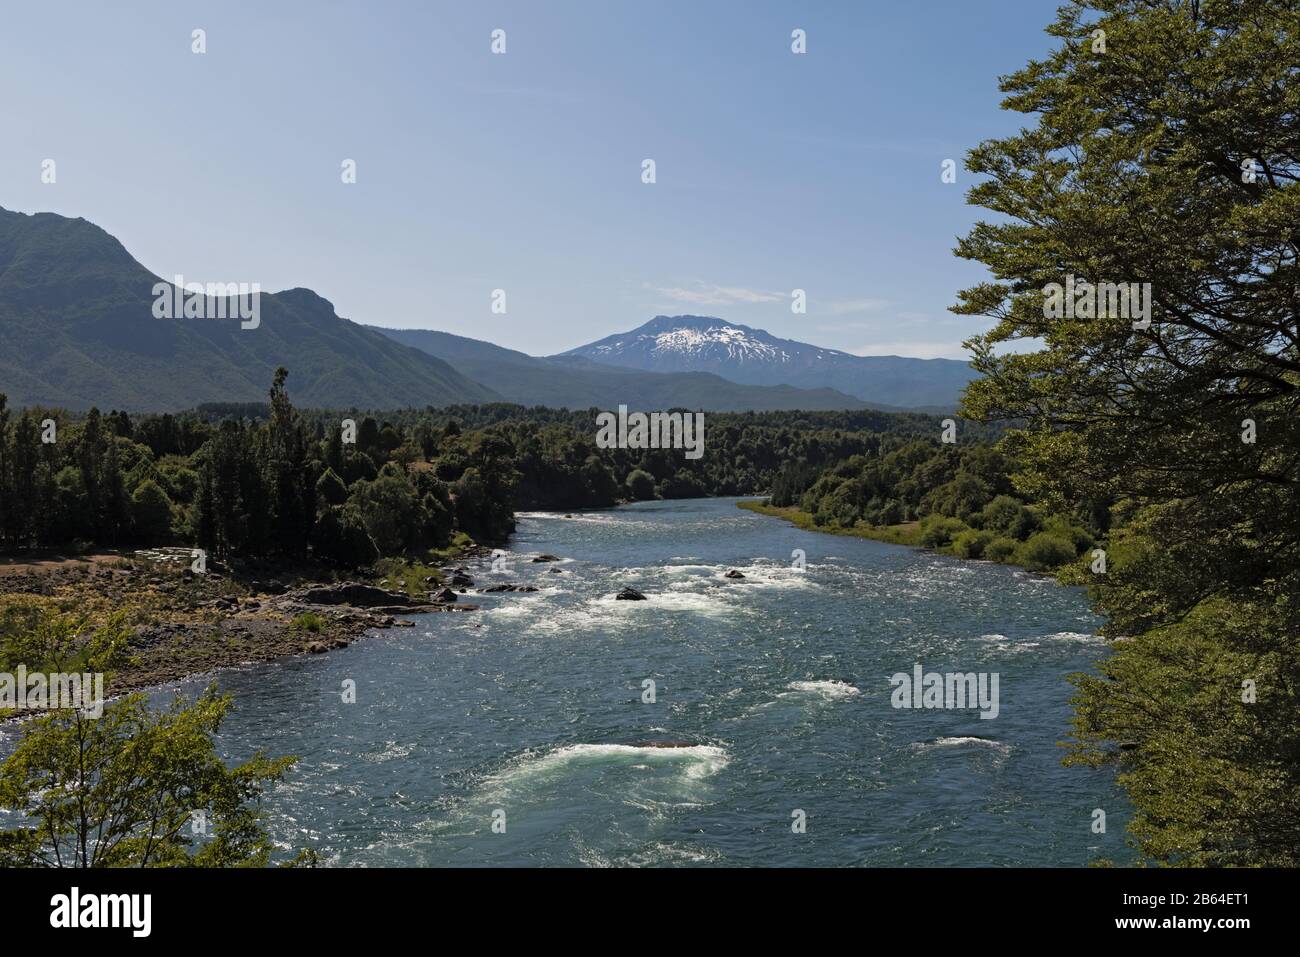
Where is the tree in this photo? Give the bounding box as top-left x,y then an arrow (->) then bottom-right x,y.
954,0 -> 1300,864
266,368 -> 314,558
0,607 -> 302,867
130,478 -> 174,543
348,474 -> 420,555
315,467 -> 348,508
311,506 -> 378,567
625,468 -> 657,500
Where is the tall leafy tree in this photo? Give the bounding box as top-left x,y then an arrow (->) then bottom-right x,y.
955,0 -> 1300,864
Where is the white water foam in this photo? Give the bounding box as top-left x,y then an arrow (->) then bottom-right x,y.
592,591 -> 734,617
487,743 -> 730,793
911,736 -> 1012,755
784,679 -> 861,700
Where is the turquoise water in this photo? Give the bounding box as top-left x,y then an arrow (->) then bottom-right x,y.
23,498 -> 1132,865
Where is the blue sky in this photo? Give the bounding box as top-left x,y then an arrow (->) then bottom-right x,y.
1,0 -> 1059,359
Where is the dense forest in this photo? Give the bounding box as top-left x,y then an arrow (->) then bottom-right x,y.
0,372 -> 998,569
770,440 -> 1102,572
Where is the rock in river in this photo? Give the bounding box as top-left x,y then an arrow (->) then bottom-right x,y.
290,582 -> 420,608
615,587 -> 648,601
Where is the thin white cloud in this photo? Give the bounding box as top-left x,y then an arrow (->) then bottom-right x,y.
648,281 -> 784,306
849,340 -> 971,360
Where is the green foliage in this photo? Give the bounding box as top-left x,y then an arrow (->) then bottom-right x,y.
0,688 -> 295,867
1065,600 -> 1299,866
310,506 -> 378,568
625,468 -> 657,500
983,537 -> 1018,563
0,602 -> 130,676
925,474 -> 994,522
315,467 -> 348,507
348,474 -> 420,555
290,612 -> 326,634
952,528 -> 997,560
0,609 -> 300,867
1039,514 -> 1093,555
976,495 -> 1039,541
130,478 -> 174,543
953,0 -> 1300,863
659,471 -> 708,500
918,514 -> 969,548
1015,533 -> 1077,572
374,558 -> 442,597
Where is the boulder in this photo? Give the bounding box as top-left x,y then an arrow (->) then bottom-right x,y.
723,570 -> 746,579
531,554 -> 562,563
615,587 -> 648,601
431,586 -> 458,604
292,582 -> 417,607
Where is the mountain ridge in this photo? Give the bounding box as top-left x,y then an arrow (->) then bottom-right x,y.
559,314 -> 975,409
368,326 -> 887,412
0,208 -> 971,414
0,207 -> 499,411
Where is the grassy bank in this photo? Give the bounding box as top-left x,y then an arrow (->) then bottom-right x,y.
738,499 -> 1094,580
739,500 -> 923,546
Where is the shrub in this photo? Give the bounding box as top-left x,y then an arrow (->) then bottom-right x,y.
953,528 -> 996,559
977,495 -> 1039,540
919,514 -> 968,548
1015,532 -> 1077,571
290,612 -> 326,634
926,475 -> 994,522
348,474 -> 420,555
984,537 -> 1018,563
625,468 -> 657,501
658,471 -> 707,499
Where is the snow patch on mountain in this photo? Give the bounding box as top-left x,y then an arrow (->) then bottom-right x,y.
561,314 -> 975,410
588,320 -> 842,365
593,326 -> 779,363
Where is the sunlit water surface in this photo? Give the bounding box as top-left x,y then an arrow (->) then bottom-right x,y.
3,498 -> 1131,866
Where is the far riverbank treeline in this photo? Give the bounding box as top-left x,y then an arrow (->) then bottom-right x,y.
0,376 -> 1004,566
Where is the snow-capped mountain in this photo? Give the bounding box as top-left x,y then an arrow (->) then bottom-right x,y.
559,315 -> 974,410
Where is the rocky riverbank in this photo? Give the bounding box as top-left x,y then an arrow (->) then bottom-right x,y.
0,546 -> 494,697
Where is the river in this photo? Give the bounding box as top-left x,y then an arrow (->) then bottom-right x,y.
57,497 -> 1136,865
